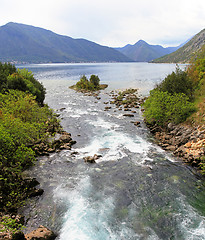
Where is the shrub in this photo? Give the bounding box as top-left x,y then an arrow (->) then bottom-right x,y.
143,90 -> 195,126
156,66 -> 194,100
75,74 -> 101,91
0,62 -> 16,92
0,62 -> 45,105
0,89 -> 60,212
17,69 -> 46,105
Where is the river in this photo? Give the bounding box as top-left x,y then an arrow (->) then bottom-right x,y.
19,62 -> 205,240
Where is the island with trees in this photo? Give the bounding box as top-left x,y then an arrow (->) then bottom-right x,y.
70,74 -> 108,92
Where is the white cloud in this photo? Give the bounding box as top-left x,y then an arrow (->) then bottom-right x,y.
0,0 -> 204,47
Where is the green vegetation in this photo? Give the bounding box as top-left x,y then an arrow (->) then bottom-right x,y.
0,63 -> 61,215
0,216 -> 24,234
70,75 -> 108,91
143,90 -> 195,126
152,28 -> 205,63
155,66 -> 194,100
0,63 -> 45,105
143,53 -> 205,173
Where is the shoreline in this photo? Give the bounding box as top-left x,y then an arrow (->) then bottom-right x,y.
1,88 -> 204,239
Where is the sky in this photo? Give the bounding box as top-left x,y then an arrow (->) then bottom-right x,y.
0,0 -> 205,47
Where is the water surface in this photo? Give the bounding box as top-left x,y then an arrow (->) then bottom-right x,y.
20,63 -> 205,240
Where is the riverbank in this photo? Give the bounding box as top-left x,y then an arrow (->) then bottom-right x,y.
0,126 -> 76,240
146,122 -> 205,174
107,88 -> 205,174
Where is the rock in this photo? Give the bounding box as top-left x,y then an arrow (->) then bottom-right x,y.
25,225 -> 57,240
47,148 -> 55,153
84,154 -> 102,163
12,231 -> 26,240
123,114 -> 134,117
29,188 -> 44,198
134,121 -> 141,126
185,142 -> 192,148
23,177 -> 39,188
104,106 -> 111,110
70,140 -> 77,145
167,123 -> 175,131
60,143 -> 71,150
165,145 -> 176,151
59,135 -> 71,143
84,156 -> 96,163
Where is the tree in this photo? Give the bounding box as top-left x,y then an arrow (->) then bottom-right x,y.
156,66 -> 194,100
90,75 -> 100,88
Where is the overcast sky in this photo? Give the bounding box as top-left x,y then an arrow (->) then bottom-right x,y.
1,0 -> 205,47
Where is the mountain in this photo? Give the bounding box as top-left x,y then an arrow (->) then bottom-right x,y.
116,40 -> 180,62
152,28 -> 205,63
0,22 -> 132,63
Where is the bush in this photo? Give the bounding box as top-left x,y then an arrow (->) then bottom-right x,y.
156,66 -> 194,100
17,69 -> 46,105
75,74 -> 100,91
0,63 -> 45,105
143,90 -> 195,126
0,89 -> 60,212
0,62 -> 16,92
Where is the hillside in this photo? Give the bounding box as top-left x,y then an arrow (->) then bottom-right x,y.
0,22 -> 132,63
152,28 -> 205,63
116,40 -> 180,62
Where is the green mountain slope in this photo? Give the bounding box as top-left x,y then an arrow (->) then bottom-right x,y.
0,22 -> 132,63
116,40 -> 180,62
152,28 -> 205,63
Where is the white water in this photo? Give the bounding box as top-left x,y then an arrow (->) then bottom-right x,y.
20,63 -> 205,240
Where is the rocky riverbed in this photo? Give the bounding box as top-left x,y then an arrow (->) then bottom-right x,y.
2,87 -> 204,240
107,88 -> 205,174
147,122 -> 205,171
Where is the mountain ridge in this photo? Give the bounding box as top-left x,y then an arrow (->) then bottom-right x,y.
0,22 -> 132,63
152,28 -> 205,63
116,40 -> 181,62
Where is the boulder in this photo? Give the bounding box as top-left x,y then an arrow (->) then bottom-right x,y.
25,225 -> 57,240
84,156 -> 96,163
29,188 -> 44,198
59,135 -> 71,143
84,154 -> 102,163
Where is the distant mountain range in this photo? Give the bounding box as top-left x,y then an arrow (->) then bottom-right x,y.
115,40 -> 181,62
0,22 -> 131,63
0,22 -> 204,64
152,28 -> 205,63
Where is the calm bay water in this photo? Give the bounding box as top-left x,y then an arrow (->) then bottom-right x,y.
19,62 -> 186,96
19,63 -> 205,240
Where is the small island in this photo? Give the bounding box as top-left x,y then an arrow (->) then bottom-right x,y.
70,74 -> 108,92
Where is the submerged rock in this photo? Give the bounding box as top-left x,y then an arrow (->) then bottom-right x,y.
123,114 -> 134,117
84,154 -> 102,163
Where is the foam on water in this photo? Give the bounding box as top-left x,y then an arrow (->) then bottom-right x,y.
86,117 -> 120,130
75,117 -> 153,164
175,196 -> 205,239
55,176 -> 159,240
56,176 -> 125,240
